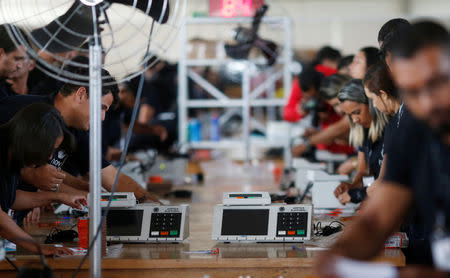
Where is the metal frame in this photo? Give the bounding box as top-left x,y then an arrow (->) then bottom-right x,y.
178,16 -> 293,162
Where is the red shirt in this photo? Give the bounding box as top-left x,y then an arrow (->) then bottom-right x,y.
283,65 -> 354,154
283,64 -> 337,122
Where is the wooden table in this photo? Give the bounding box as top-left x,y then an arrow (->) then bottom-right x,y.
0,163 -> 404,278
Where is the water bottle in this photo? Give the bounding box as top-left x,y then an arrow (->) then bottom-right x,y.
189,119 -> 201,142
210,113 -> 220,141
0,238 -> 5,261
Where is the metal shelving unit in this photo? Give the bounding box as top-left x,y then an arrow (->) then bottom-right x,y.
178,16 -> 293,162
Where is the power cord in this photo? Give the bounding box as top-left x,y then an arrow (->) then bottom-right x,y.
314,221 -> 344,237
45,228 -> 78,244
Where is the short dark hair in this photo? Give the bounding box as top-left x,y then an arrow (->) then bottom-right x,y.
363,61 -> 398,100
337,55 -> 354,71
59,56 -> 119,105
378,18 -> 410,43
0,24 -> 20,54
298,66 -> 324,92
320,73 -> 352,100
1,103 -> 74,170
314,46 -> 341,65
360,47 -> 380,69
390,20 -> 449,60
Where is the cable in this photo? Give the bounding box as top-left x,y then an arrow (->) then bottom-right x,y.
70,19 -> 157,278
5,256 -> 19,272
314,221 -> 345,237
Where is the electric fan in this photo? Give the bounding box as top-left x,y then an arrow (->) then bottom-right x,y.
224,4 -> 279,66
0,1 -> 186,277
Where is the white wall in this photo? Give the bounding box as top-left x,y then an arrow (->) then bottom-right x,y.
162,0 -> 450,61
1,0 -> 449,79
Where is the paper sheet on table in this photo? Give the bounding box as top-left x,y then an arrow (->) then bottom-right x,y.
5,241 -> 16,252
335,257 -> 398,278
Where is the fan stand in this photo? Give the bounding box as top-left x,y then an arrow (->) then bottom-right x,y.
88,6 -> 103,278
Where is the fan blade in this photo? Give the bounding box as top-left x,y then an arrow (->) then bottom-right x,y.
254,38 -> 278,66
251,5 -> 268,36
31,2 -> 93,53
224,43 -> 252,60
108,0 -> 170,23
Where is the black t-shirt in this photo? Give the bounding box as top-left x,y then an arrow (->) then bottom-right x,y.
0,133 -> 19,212
358,130 -> 384,179
0,79 -> 14,100
0,94 -> 110,177
384,112 -> 450,238
102,106 -> 122,151
382,104 -> 406,155
141,64 -> 178,117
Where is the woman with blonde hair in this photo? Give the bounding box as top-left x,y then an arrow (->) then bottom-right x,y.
332,79 -> 389,203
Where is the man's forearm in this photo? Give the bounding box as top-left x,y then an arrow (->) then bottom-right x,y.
12,190 -> 62,210
20,167 -> 35,185
115,174 -> 148,200
331,214 -> 391,260
63,171 -> 89,191
59,183 -> 88,196
0,210 -> 38,253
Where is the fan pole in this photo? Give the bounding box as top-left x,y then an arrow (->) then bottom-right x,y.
88,38 -> 103,278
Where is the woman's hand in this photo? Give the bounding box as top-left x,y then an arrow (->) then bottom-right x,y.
334,182 -> 352,198
291,144 -> 308,157
337,192 -> 351,205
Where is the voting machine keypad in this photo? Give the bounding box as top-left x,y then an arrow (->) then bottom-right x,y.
276,212 -> 308,237
149,213 -> 182,237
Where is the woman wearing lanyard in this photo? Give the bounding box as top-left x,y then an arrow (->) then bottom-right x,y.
332,79 -> 389,203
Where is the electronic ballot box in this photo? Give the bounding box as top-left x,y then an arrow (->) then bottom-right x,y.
212,192 -> 313,242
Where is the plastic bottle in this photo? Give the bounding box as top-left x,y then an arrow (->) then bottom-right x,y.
189,119 -> 202,142
210,113 -> 220,141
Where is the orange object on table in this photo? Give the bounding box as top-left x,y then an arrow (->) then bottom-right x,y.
149,176 -> 164,183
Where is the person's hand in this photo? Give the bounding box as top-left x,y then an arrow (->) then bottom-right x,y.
40,244 -> 74,256
150,125 -> 168,141
24,207 -> 41,224
59,193 -> 87,210
334,182 -> 353,198
303,128 -> 318,138
337,192 -> 351,205
142,193 -> 163,205
291,144 -> 308,157
23,164 -> 65,191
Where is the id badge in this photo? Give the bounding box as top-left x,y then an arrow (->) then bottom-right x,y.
363,176 -> 375,187
432,237 -> 450,271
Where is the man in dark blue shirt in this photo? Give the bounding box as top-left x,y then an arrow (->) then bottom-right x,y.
0,24 -> 25,99
0,58 -> 161,204
316,21 -> 450,278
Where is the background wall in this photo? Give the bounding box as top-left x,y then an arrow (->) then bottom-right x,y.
1,0 -> 449,78
174,0 -> 450,60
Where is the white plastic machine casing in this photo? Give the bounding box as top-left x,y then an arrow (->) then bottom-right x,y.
88,192 -> 137,208
306,170 -> 348,183
105,204 -> 189,243
312,181 -> 359,210
212,204 -> 313,242
222,192 -> 271,206
292,158 -> 326,192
